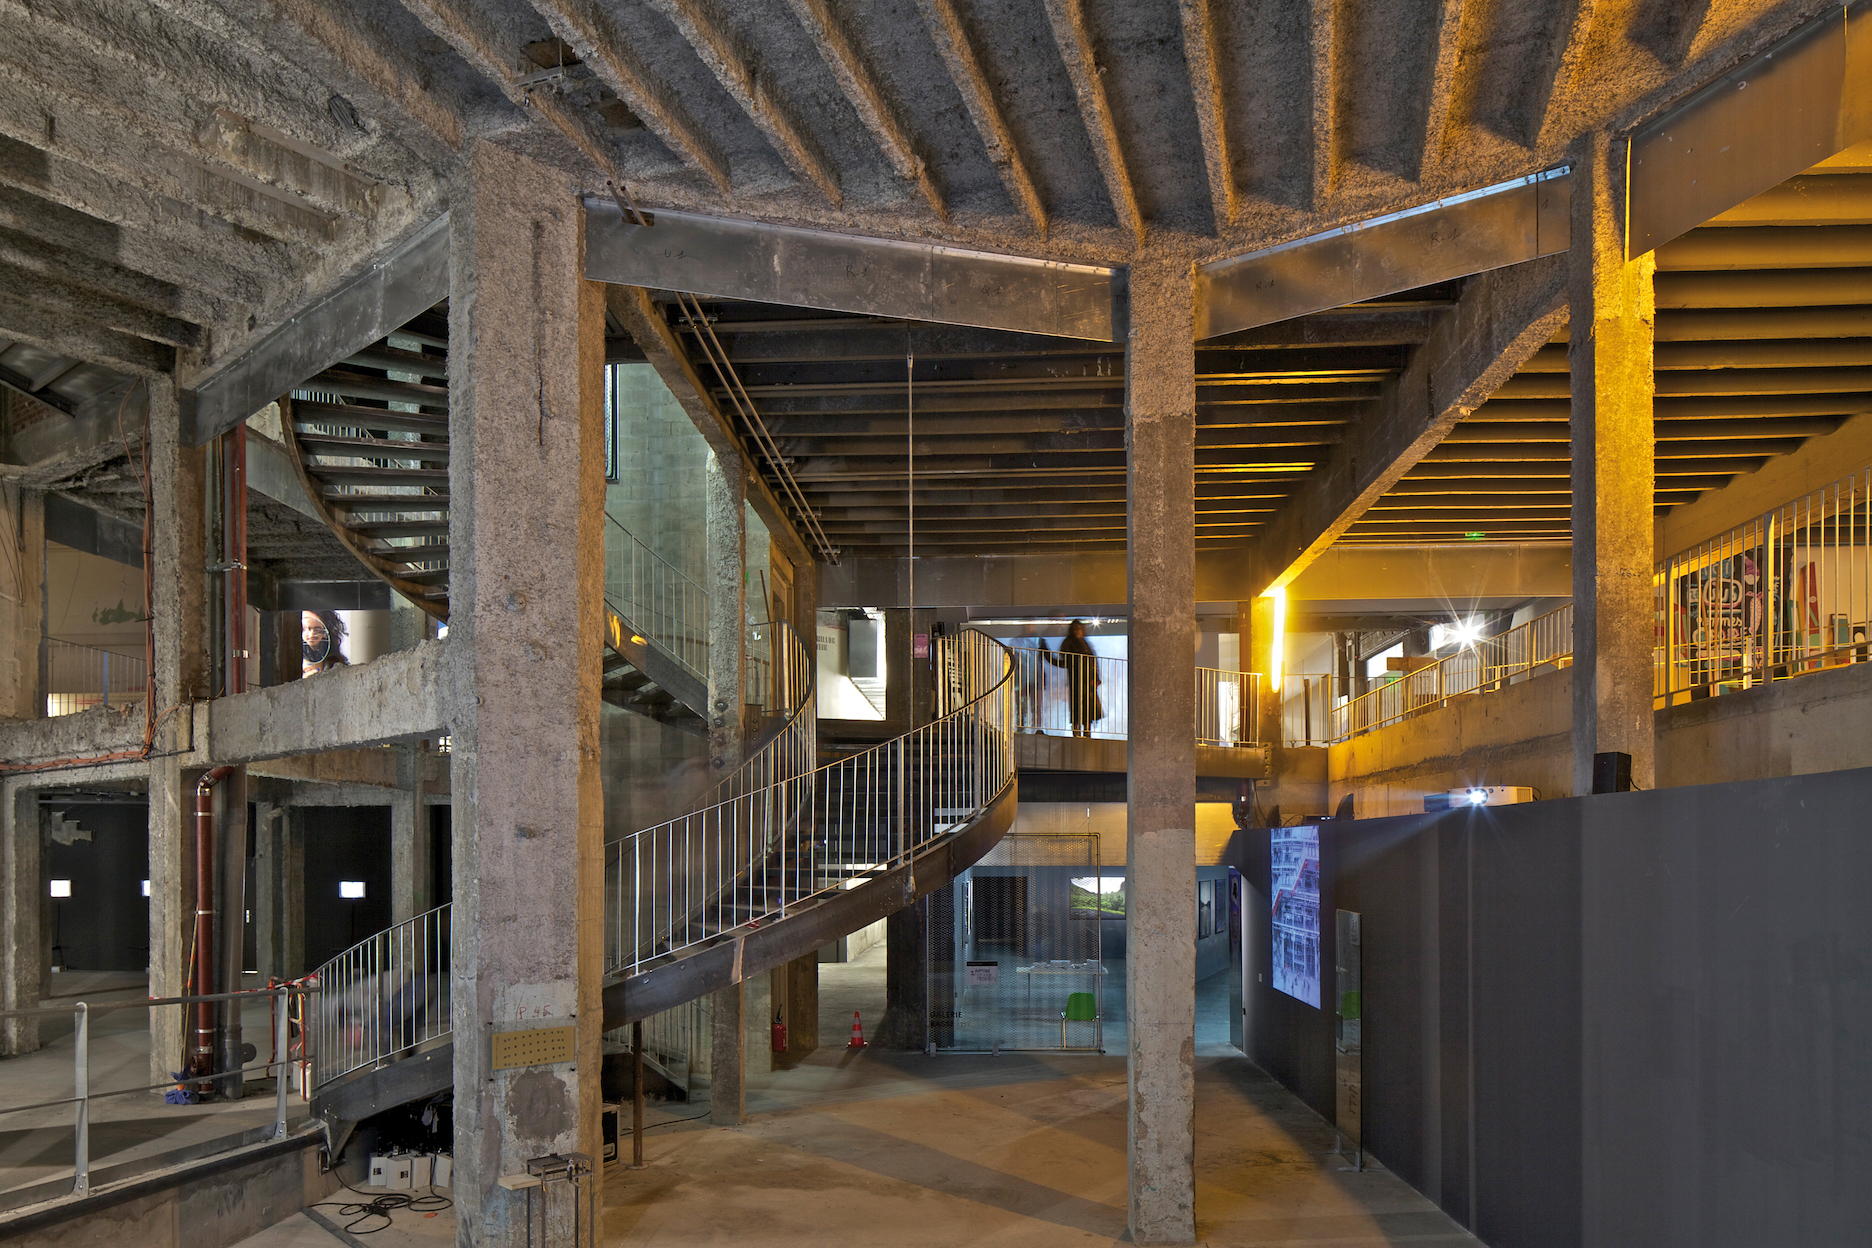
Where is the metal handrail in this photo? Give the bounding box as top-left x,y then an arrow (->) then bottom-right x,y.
605,514 -> 710,677
607,628 -> 1013,979
306,903 -> 450,1090
45,638 -> 148,717
1002,645 -> 1261,745
0,985 -> 309,1197
1328,605 -> 1574,742
1655,462 -> 1872,705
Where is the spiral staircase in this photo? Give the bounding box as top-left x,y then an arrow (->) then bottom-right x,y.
284,312 -> 1019,1155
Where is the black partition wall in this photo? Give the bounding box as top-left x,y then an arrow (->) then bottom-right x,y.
1238,768 -> 1872,1248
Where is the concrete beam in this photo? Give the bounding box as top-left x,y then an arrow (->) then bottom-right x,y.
0,299 -> 175,378
647,0 -> 841,205
0,262 -> 203,350
1041,0 -> 1142,238
0,143 -> 292,287
606,284 -> 815,571
0,70 -> 337,247
0,486 -> 43,722
523,0 -> 733,193
1239,253 -> 1568,599
201,642 -> 446,764
1177,0 -> 1236,231
913,0 -> 1033,230
0,227 -> 222,329
787,0 -> 946,218
172,0 -> 467,157
0,185 -> 259,307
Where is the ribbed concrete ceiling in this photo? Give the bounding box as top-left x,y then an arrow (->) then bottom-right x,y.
1345,159 -> 1872,546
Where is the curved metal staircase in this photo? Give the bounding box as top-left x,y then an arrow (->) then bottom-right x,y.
303,623 -> 1016,1152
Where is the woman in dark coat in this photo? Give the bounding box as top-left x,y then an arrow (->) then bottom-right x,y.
1042,619 -> 1103,738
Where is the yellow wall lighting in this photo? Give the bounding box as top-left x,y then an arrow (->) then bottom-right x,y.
1264,587 -> 1285,694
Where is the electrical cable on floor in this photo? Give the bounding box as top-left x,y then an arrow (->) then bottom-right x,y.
641,1109 -> 712,1131
312,1181 -> 453,1234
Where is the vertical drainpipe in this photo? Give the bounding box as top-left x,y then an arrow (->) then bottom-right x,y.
192,765 -> 235,1084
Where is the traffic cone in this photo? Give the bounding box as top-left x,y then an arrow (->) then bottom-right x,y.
848,1010 -> 866,1049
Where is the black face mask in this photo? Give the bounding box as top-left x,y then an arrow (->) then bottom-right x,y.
304,636 -> 331,665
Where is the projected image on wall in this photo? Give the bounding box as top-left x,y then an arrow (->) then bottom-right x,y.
1271,825 -> 1321,1007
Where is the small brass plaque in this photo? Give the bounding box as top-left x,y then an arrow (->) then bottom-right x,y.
491,1025 -> 575,1072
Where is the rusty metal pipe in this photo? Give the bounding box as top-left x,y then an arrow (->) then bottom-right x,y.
192,765 -> 235,1080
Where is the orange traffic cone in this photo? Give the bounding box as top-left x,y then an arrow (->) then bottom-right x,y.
848,1010 -> 866,1049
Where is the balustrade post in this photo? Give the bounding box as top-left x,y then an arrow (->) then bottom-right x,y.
274,987 -> 290,1138
72,1003 -> 88,1193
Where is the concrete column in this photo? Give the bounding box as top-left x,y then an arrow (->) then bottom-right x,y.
1124,256 -> 1197,1244
709,983 -> 745,1124
0,486 -> 45,721
146,375 -> 206,1087
390,748 -> 431,924
254,801 -> 307,982
1570,133 -> 1657,794
877,893 -> 927,1049
446,141 -> 608,1244
1,783 -> 41,1055
254,802 -> 283,980
706,450 -> 747,771
1245,596 -> 1280,747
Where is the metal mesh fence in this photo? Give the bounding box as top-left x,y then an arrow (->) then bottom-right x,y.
930,833 -> 1105,1052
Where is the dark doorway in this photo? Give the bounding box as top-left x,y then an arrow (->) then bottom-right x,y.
41,802 -> 149,972
302,807 -> 393,969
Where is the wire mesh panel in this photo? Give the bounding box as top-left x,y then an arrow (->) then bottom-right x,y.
932,833 -> 1104,1052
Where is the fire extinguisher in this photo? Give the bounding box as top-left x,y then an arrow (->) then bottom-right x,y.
771,1008 -> 787,1054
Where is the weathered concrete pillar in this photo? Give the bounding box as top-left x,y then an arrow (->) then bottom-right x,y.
390,747 -> 431,924
1,783 -> 41,1055
877,892 -> 927,1049
0,486 -> 45,721
146,375 -> 206,1087
706,450 -> 747,771
1570,133 -> 1657,794
709,982 -> 745,1125
254,802 -> 307,982
446,141 -> 608,1244
1124,256 -> 1197,1244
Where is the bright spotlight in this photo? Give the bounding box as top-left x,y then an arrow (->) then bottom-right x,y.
49,879 -> 71,898
339,880 -> 366,899
1467,789 -> 1489,806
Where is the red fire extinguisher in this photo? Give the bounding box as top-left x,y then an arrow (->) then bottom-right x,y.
771,1008 -> 787,1054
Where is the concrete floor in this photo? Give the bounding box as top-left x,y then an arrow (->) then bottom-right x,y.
229,946 -> 1478,1247
0,971 -> 305,1205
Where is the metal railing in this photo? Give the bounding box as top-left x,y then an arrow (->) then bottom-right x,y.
608,995 -> 711,1090
1197,666 -> 1261,746
1004,646 -> 1262,745
606,515 -> 709,676
1328,605 -> 1574,742
307,903 -> 450,1089
45,639 -> 147,717
608,628 -> 1012,979
1278,676 -> 1334,747
1656,464 -> 1872,706
0,986 -> 308,1197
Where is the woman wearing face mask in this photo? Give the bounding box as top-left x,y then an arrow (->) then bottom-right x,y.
301,610 -> 350,678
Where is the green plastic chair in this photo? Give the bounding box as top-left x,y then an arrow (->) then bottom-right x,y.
1060,991 -> 1098,1046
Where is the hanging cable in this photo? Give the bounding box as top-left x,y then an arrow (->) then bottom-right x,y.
907,336 -> 914,615
673,291 -> 838,563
